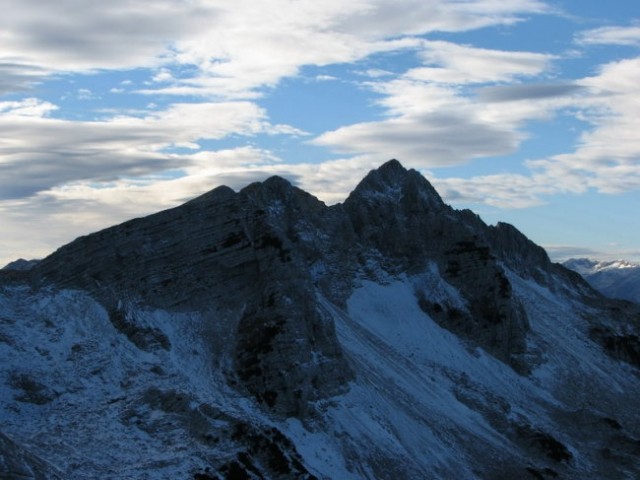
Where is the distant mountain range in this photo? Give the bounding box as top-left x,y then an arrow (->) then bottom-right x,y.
1,160 -> 639,479
563,258 -> 640,304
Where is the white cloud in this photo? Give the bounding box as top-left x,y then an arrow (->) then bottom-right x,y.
0,0 -> 215,72
312,40 -> 564,168
77,88 -> 96,100
0,0 -> 553,97
576,24 -> 640,47
313,111 -> 524,167
422,56 -> 640,208
433,173 -> 548,208
0,98 -> 57,117
414,40 -> 555,84
0,99 -> 302,199
332,0 -> 551,37
529,57 -> 640,192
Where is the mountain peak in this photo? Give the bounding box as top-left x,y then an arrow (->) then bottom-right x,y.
377,158 -> 407,175
371,158 -> 410,186
347,159 -> 444,210
241,175 -> 294,196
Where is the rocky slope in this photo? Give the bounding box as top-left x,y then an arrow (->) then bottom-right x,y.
1,160 -> 639,479
564,258 -> 640,304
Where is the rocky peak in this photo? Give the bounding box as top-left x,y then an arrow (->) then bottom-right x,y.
2,258 -> 40,271
241,175 -> 327,225
241,175 -> 294,201
346,159 -> 444,211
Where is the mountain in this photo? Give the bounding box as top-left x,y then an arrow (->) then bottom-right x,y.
1,160 -> 639,480
2,258 -> 39,271
564,258 -> 640,304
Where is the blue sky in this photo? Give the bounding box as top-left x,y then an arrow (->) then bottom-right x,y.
1,0 -> 639,266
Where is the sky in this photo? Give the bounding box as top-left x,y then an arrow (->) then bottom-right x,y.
1,0 -> 639,267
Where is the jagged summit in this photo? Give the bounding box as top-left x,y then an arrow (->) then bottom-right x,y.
347,159 -> 444,210
241,174 -> 294,197
365,158 -> 409,185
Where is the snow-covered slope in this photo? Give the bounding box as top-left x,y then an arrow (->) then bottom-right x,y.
2,273 -> 638,479
1,161 -> 639,479
564,258 -> 640,303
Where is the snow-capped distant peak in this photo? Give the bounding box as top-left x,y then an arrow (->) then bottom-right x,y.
600,259 -> 639,270
563,257 -> 640,303
563,257 -> 638,275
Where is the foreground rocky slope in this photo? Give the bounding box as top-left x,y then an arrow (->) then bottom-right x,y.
1,160 -> 639,479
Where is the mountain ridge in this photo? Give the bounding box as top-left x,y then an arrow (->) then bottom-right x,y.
1,160 -> 639,479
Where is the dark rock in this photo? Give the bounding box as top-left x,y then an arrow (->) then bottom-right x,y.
2,258 -> 40,271
9,372 -> 57,405
590,326 -> 640,368
515,424 -> 573,463
0,432 -> 63,479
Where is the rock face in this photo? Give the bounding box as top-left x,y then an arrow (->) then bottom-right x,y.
1,160 -> 639,479
343,160 -> 531,369
0,432 -> 63,479
33,177 -> 352,417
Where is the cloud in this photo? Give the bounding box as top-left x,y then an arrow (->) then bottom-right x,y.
433,173 -> 549,208
0,98 -> 58,116
544,245 -> 640,263
418,56 -> 640,208
0,99 -> 302,199
576,24 -> 640,47
0,63 -> 51,94
154,1 -> 551,98
414,40 -> 555,85
527,57 -> 640,194
1,0 -> 552,97
0,0 -> 215,68
312,40 -> 562,168
0,0 -> 219,93
313,111 -> 523,167
478,84 -> 584,102
332,0 -> 551,37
